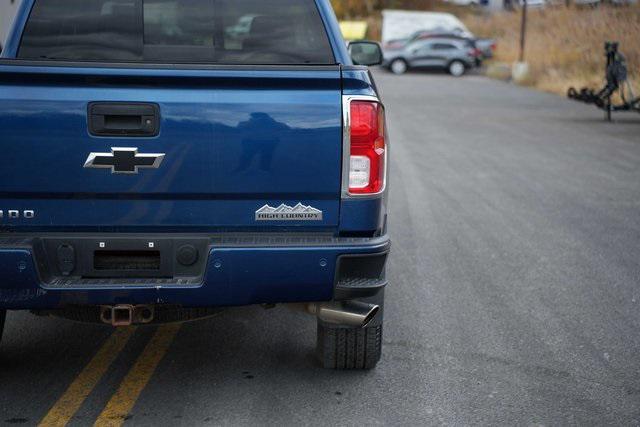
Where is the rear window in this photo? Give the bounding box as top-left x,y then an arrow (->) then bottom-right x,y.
18,0 -> 335,64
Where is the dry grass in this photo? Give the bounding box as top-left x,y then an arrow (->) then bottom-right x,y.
464,5 -> 640,97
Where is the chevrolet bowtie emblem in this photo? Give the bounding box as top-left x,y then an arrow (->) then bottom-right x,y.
84,147 -> 165,174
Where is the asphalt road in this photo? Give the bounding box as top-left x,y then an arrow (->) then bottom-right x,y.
1,71 -> 640,426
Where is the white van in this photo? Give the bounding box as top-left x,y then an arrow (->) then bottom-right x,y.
381,10 -> 474,46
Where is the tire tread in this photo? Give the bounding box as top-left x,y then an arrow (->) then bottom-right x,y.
0,310 -> 6,345
317,322 -> 382,370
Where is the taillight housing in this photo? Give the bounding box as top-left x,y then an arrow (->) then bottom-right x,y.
346,99 -> 386,195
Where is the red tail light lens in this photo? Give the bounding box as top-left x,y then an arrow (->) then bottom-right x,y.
348,101 -> 386,194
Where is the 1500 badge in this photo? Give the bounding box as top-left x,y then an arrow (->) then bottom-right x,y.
256,203 -> 323,221
0,210 -> 35,219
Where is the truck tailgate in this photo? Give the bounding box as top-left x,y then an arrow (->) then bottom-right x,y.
0,65 -> 343,230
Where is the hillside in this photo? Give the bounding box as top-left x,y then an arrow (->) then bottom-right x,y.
465,5 -> 640,97
332,1 -> 640,98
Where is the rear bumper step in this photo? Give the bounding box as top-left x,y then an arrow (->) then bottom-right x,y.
0,234 -> 389,310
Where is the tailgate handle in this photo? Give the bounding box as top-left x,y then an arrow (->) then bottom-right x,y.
89,103 -> 160,137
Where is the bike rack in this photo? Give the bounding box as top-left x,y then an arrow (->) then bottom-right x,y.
568,42 -> 639,121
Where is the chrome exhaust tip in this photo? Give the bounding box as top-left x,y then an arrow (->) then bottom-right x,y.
306,301 -> 379,328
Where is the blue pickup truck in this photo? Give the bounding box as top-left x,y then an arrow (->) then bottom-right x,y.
0,0 -> 389,369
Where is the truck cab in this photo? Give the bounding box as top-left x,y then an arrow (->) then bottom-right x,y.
0,0 -> 389,370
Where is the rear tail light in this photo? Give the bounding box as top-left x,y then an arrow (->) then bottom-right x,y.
347,100 -> 386,195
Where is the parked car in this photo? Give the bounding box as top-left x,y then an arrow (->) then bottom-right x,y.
518,0 -> 547,7
384,27 -> 472,49
0,0 -> 390,370
384,30 -> 495,63
383,36 -> 478,76
573,0 -> 601,5
445,0 -> 481,5
474,38 -> 497,60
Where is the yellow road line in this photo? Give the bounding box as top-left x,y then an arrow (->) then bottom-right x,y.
94,323 -> 181,427
39,327 -> 137,427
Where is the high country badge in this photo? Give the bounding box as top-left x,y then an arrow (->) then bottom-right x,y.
255,203 -> 323,221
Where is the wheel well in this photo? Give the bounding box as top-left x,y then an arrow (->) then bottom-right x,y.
447,59 -> 468,68
390,57 -> 408,66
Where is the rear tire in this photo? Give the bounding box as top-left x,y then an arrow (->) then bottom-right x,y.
389,59 -> 408,75
0,310 -> 6,345
316,291 -> 384,370
448,60 -> 466,77
317,322 -> 382,370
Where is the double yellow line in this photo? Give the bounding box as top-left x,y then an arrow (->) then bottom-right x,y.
39,324 -> 181,427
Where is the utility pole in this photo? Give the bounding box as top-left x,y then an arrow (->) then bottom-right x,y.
519,0 -> 527,62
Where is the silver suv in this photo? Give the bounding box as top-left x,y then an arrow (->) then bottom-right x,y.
383,37 -> 477,77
